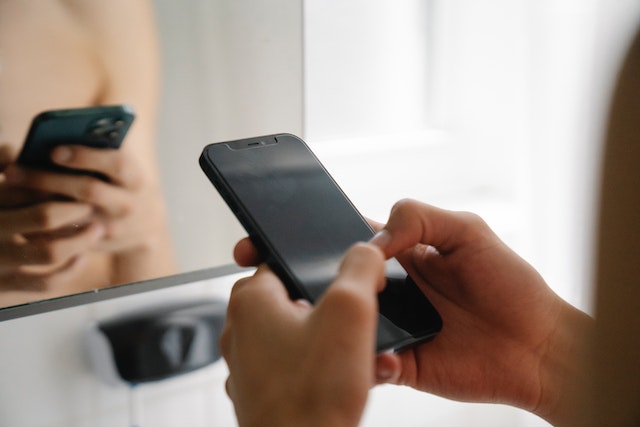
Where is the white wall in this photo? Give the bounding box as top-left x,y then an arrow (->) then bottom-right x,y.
522,0 -> 640,312
154,0 -> 304,273
305,0 -> 640,316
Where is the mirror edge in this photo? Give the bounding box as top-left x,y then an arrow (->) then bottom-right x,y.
0,264 -> 248,322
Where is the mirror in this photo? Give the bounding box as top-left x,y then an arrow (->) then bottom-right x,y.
0,1 -> 302,309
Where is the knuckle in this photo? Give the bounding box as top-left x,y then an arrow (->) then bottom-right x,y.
323,284 -> 369,315
225,284 -> 249,319
455,211 -> 495,243
112,156 -> 139,188
219,325 -> 232,358
457,210 -> 490,232
225,277 -> 270,321
111,155 -> 127,178
390,198 -> 424,218
390,198 -> 420,215
29,207 -> 56,230
326,293 -> 372,328
350,241 -> 384,262
118,201 -> 134,218
225,292 -> 248,320
111,154 -> 144,190
79,180 -> 105,203
102,221 -> 119,240
343,244 -> 385,279
457,210 -> 484,224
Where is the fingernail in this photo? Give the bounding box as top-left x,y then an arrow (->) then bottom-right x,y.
52,146 -> 73,164
376,367 -> 394,382
293,299 -> 312,310
369,229 -> 391,249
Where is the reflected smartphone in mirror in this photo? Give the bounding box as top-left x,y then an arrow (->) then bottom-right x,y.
199,133 -> 442,352
18,105 -> 135,178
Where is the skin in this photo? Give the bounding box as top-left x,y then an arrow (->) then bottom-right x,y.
222,243 -> 386,427
0,0 -> 176,305
225,199 -> 594,426
367,201 -> 593,425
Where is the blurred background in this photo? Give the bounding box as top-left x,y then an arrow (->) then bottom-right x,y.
149,2 -> 639,424
157,0 -> 639,314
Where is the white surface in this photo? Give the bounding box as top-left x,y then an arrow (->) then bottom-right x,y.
0,273 -> 242,427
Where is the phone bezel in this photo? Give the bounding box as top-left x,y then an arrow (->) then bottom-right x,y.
199,133 -> 443,352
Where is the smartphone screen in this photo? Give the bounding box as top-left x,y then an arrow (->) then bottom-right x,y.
200,133 -> 442,352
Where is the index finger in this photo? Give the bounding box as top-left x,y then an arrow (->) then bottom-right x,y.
51,145 -> 142,189
5,166 -> 131,217
0,201 -> 93,237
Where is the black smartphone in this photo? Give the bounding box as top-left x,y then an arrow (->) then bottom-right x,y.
199,133 -> 442,352
17,105 -> 135,177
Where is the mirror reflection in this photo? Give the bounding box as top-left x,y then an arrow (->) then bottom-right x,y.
0,1 -> 179,307
0,1 -> 298,308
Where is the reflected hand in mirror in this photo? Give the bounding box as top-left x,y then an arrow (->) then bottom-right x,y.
0,0 -> 176,308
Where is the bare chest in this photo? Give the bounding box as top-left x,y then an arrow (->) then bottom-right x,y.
0,1 -> 103,153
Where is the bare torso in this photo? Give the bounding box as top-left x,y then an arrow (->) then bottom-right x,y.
0,0 -> 103,149
0,0 -> 174,305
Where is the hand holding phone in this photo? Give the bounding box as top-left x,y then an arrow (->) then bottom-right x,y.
222,195 -> 582,426
0,163 -> 103,292
2,104 -> 170,287
221,243 -> 385,427
17,105 -> 134,178
200,133 -> 442,352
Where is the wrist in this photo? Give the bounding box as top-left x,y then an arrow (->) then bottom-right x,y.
533,301 -> 595,425
239,404 -> 361,427
235,386 -> 366,427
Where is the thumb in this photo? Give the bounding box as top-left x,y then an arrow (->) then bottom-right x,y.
311,243 -> 386,349
370,198 -> 486,258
